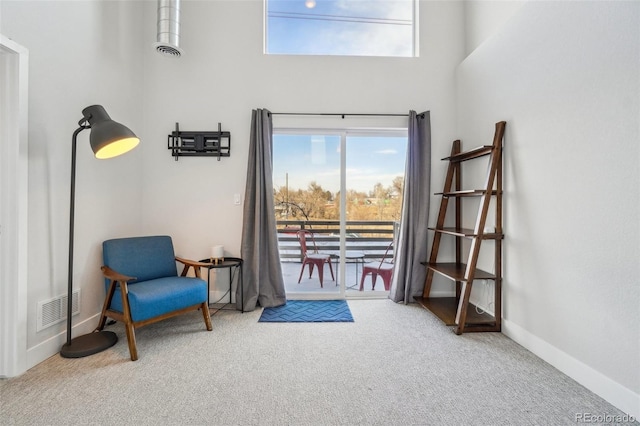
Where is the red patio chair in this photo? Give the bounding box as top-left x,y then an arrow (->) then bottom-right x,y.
359,242 -> 394,291
297,230 -> 335,288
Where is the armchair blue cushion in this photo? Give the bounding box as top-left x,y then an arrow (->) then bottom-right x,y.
98,235 -> 212,360
107,276 -> 207,323
103,235 -> 178,283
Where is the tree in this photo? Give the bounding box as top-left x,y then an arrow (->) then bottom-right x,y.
274,181 -> 334,221
389,176 -> 404,220
274,177 -> 404,222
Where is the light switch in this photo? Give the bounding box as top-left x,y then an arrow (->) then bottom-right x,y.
234,194 -> 241,205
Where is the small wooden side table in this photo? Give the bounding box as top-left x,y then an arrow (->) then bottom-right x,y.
199,257 -> 244,313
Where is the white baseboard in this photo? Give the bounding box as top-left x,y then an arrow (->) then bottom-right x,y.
27,313 -> 101,370
502,318 -> 640,419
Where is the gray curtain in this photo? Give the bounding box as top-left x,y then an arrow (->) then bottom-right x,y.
239,109 -> 287,311
390,111 -> 431,303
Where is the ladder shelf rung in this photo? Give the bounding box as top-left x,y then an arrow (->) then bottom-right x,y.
435,189 -> 501,197
442,145 -> 494,162
425,262 -> 496,281
414,296 -> 497,327
428,227 -> 503,239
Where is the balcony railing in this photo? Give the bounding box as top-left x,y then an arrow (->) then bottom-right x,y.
277,220 -> 399,262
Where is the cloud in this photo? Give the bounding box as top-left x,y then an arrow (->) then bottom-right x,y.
324,0 -> 414,57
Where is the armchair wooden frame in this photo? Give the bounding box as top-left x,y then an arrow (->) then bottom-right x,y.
97,257 -> 212,361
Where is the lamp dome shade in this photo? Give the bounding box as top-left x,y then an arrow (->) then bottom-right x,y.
82,105 -> 140,159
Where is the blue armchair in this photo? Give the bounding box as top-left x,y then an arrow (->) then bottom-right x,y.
97,235 -> 212,361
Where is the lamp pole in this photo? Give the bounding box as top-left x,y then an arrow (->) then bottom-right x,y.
64,124 -> 87,347
61,122 -> 118,358
60,105 -> 138,358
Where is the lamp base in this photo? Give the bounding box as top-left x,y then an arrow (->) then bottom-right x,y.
60,331 -> 118,358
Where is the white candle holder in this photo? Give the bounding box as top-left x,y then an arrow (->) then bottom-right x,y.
211,245 -> 224,264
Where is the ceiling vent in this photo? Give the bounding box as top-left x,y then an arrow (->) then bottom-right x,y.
154,0 -> 183,58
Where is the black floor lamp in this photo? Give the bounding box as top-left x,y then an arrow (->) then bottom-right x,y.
60,105 -> 140,358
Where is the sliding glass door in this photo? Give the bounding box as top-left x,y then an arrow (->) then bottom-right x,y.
273,129 -> 407,299
343,133 -> 406,296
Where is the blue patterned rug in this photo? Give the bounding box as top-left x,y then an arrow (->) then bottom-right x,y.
259,300 -> 354,323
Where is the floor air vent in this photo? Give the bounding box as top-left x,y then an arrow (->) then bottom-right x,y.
37,289 -> 80,332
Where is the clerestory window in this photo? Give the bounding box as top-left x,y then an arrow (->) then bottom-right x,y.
265,0 -> 417,57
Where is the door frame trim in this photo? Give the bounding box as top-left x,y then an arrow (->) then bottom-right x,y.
0,34 -> 29,378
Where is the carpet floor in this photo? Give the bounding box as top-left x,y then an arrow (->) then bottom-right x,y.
0,300 -> 634,425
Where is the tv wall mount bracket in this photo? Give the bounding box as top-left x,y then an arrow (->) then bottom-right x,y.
168,122 -> 230,161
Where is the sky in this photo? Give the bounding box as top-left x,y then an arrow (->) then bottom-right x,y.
272,133 -> 407,194
266,0 -> 415,57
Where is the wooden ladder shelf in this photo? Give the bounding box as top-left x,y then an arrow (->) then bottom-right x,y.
415,121 -> 506,334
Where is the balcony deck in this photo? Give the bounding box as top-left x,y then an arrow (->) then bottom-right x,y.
277,220 -> 396,297
281,260 -> 390,295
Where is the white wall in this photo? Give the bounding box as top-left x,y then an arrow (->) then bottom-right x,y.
0,1 -> 146,361
136,0 -> 464,295
463,0 -> 525,57
457,1 -> 640,417
0,0 -> 464,366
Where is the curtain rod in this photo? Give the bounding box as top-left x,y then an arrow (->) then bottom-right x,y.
270,112 -> 410,118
